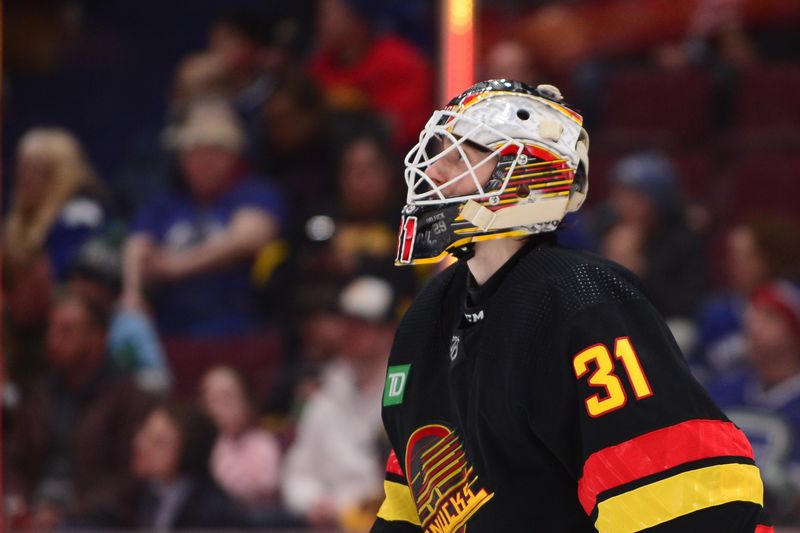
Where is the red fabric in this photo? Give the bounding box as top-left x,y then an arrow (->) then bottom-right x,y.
755,525 -> 775,533
309,35 -> 434,148
386,449 -> 404,477
577,419 -> 755,514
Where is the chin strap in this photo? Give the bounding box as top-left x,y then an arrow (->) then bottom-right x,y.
459,196 -> 570,232
450,243 -> 475,262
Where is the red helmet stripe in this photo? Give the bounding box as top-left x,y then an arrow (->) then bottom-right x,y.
396,216 -> 418,264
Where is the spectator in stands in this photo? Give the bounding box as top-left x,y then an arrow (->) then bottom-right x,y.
200,365 -> 285,525
4,292 -> 154,529
256,72 -> 335,228
131,403 -> 243,530
68,236 -> 172,394
209,8 -> 298,119
291,285 -> 346,371
295,131 -> 415,288
330,133 -> 403,272
116,51 -> 234,217
5,128 -> 107,281
215,8 -> 313,145
308,0 -> 434,148
694,216 -> 800,380
282,276 -> 397,529
706,280 -> 800,524
122,100 -> 286,337
595,151 -> 706,323
118,7 -> 304,217
266,282 -> 346,428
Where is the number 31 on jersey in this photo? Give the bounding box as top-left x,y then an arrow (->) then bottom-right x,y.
572,337 -> 653,418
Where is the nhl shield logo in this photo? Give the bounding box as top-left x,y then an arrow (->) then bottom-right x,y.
450,336 -> 460,362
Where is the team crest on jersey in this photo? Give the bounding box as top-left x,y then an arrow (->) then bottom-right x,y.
405,424 -> 494,533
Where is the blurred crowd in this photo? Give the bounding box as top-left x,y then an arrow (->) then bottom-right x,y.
3,0 -> 800,530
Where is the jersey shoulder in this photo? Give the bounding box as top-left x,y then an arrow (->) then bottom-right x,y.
514,245 -> 649,318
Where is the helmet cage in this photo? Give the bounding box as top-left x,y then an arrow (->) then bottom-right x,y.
404,109 -> 525,205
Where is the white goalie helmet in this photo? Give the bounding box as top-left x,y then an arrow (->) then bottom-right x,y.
395,79 -> 590,265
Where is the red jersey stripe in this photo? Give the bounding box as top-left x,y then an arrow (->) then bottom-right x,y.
578,419 -> 755,514
386,450 -> 404,477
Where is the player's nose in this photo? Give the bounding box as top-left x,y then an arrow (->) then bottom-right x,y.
426,159 -> 449,187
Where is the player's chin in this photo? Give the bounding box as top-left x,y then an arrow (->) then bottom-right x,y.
444,187 -> 480,199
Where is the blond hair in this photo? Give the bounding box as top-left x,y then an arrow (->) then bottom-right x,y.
4,128 -> 102,268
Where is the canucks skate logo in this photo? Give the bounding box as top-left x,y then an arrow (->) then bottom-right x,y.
405,424 -> 494,533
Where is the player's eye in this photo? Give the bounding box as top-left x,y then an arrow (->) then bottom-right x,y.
424,136 -> 444,159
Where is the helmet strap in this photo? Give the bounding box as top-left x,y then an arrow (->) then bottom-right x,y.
460,196 -> 569,232
451,243 -> 476,262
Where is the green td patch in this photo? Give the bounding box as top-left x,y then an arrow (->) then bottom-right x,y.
383,364 -> 411,406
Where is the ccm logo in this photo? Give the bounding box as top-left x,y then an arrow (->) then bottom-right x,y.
464,310 -> 484,323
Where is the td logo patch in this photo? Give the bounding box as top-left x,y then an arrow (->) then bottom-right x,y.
383,364 -> 411,406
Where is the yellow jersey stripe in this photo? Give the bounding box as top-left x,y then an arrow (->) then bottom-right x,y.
595,463 -> 763,533
376,480 -> 422,526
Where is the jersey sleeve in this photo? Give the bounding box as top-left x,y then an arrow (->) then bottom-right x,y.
562,297 -> 773,533
371,450 -> 422,533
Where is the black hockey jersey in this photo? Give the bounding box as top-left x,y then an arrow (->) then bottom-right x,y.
371,238 -> 772,533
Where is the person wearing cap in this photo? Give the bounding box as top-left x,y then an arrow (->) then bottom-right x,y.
693,216 -> 800,382
597,151 -> 706,324
121,100 -> 286,337
707,280 -> 800,524
282,276 -> 399,529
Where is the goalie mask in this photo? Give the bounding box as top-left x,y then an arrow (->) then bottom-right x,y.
395,79 -> 589,265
